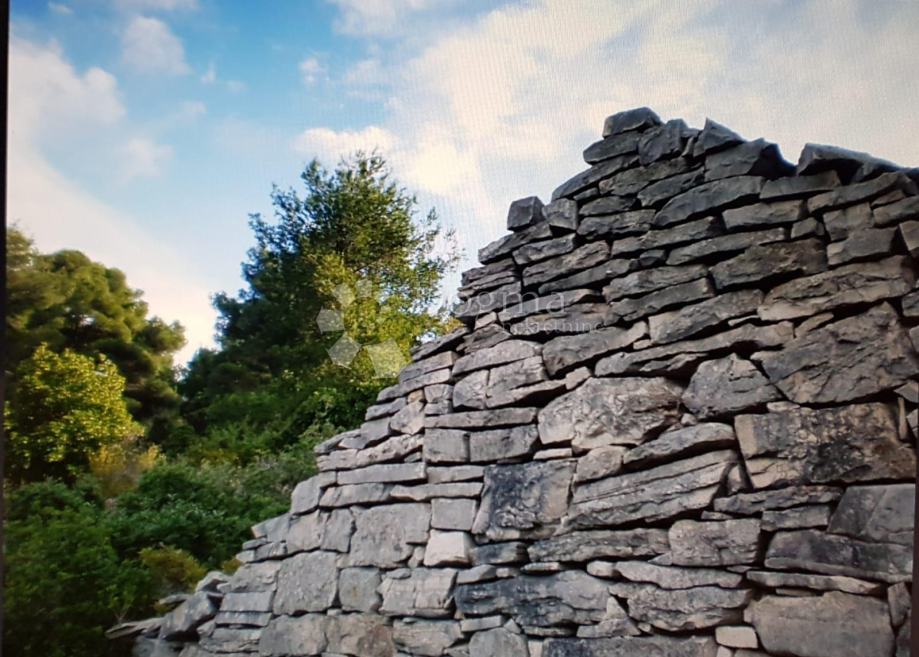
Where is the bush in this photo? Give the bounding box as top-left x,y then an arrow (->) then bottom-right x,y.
138,546 -> 207,599
3,482 -> 154,657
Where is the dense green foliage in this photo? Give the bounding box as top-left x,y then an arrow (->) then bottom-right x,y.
6,229 -> 186,436
2,155 -> 455,657
181,153 -> 458,447
6,344 -> 140,482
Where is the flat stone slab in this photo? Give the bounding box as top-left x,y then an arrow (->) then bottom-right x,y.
668,519 -> 761,566
544,636 -> 719,657
538,376 -> 683,450
473,460 -> 575,540
568,450 -> 738,528
735,403 -> 916,488
748,592 -> 894,657
528,529 -> 669,562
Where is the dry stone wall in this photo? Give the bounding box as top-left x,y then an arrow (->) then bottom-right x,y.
135,108 -> 919,657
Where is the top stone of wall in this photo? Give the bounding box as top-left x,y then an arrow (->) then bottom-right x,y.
130,108 -> 918,657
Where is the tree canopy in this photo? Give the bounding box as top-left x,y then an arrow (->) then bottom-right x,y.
5,229 -> 186,435
180,153 -> 458,448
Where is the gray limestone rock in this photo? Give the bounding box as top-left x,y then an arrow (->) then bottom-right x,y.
710,238 -> 826,290
682,355 -> 780,419
473,460 -> 575,540
748,592 -> 894,657
424,530 -> 474,566
622,423 -> 736,467
290,472 -> 337,515
259,615 -> 327,656
761,505 -> 831,531
432,498 -> 477,531
471,541 -> 529,565
638,119 -> 695,165
580,195 -> 634,216
479,222 -> 553,264
648,289 -> 764,344
393,620 -> 463,657
544,636 -> 719,657
693,119 -> 744,156
668,519 -> 762,566
379,568 -> 457,618
744,570 -> 882,595
765,529 -> 913,583
617,583 -> 752,631
513,235 -> 577,266
607,278 -> 715,323
318,433 -> 422,472
508,196 -> 545,231
528,529 -> 669,562
339,568 -> 382,613
498,289 -> 597,323
425,408 -> 538,430
583,131 -> 642,164
828,484 -> 915,546
874,194 -> 919,225
543,198 -> 579,231
713,486 -> 842,515
576,210 -> 656,240
524,242 -> 612,288
411,326 -> 468,362
808,171 -> 908,213
348,504 -> 431,567
455,571 -> 609,627
552,154 -> 640,201
756,303 -> 919,403
338,462 -> 426,486
704,139 -> 788,181
537,377 -> 683,449
574,446 -> 627,483
654,176 -> 765,228
568,450 -> 738,528
826,226 -> 897,265
273,551 -> 339,614
721,199 -> 806,229
666,227 -> 787,266
637,168 -> 705,207
452,370 -> 488,409
735,403 -> 915,488
602,107 -> 662,137
757,255 -> 914,321
822,202 -> 873,240
159,592 -> 218,640
603,264 -> 707,301
400,351 -> 458,384
542,323 -> 647,375
613,561 -> 743,589
469,628 -> 530,657
453,339 -> 541,376
900,219 -> 919,257
424,428 -> 470,463
469,425 -> 539,463
390,400 -> 426,435
391,482 -> 483,502
760,170 -> 841,201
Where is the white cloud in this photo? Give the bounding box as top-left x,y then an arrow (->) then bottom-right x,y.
122,136 -> 174,179
121,16 -> 190,75
177,99 -> 206,120
48,2 -> 73,15
9,35 -> 215,363
318,0 -> 919,277
292,125 -> 398,163
225,79 -> 247,93
327,0 -> 447,36
299,56 -> 325,85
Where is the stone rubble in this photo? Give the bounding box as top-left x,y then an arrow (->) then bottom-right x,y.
132,108 -> 918,657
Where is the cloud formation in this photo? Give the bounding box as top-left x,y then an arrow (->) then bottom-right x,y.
121,15 -> 190,75
299,57 -> 325,85
122,136 -> 174,179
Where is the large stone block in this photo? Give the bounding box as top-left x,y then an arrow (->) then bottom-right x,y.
529,529 -> 669,562
682,355 -> 780,419
544,636 -> 719,657
379,568 -> 457,618
393,619 -> 463,657
348,504 -> 431,567
537,377 -> 682,449
455,571 -> 609,627
735,403 -> 916,488
473,460 -> 575,540
568,450 -> 738,528
827,484 -> 915,546
748,592 -> 894,657
542,324 -> 647,375
273,551 -> 339,614
648,289 -> 763,344
654,176 -> 765,227
668,519 -> 762,566
613,583 -> 752,631
710,238 -> 826,290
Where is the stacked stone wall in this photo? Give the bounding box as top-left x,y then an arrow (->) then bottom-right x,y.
133,108 -> 919,657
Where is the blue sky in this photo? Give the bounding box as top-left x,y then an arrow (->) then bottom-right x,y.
9,0 -> 919,364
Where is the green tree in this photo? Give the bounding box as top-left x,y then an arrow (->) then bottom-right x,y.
5,344 -> 141,482
5,228 -> 185,435
3,481 -> 153,657
181,153 -> 458,449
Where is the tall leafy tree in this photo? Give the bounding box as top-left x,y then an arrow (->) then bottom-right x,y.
5,229 -> 185,434
181,153 -> 458,446
5,344 -> 140,482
